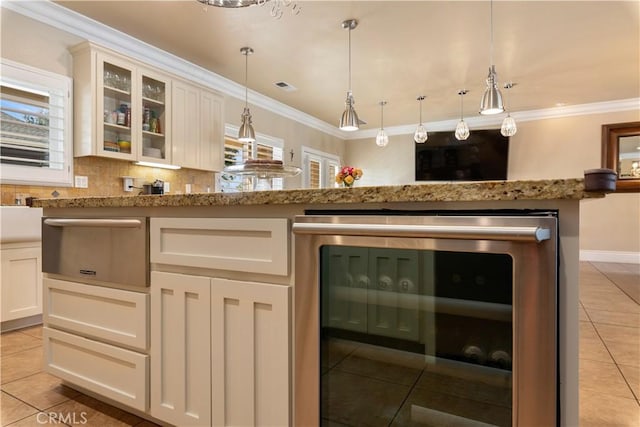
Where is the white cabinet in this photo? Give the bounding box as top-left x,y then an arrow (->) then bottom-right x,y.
172,79 -> 224,171
211,277 -> 290,427
150,271 -> 211,426
150,272 -> 291,427
42,278 -> 149,411
71,42 -> 172,165
0,244 -> 42,323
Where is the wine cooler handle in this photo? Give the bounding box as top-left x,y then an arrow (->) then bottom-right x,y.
292,223 -> 550,242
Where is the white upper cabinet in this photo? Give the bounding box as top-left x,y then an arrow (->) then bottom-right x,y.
172,78 -> 224,171
70,42 -> 224,170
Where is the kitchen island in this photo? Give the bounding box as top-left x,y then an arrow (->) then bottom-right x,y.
35,179 -> 606,427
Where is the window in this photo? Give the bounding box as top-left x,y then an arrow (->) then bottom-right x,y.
0,59 -> 73,186
301,146 -> 341,189
220,124 -> 284,192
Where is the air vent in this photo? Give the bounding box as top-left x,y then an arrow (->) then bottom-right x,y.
274,81 -> 297,92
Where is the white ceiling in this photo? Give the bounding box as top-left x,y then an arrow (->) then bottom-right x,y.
54,0 -> 639,130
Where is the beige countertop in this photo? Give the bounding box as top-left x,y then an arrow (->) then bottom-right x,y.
32,178 -> 606,209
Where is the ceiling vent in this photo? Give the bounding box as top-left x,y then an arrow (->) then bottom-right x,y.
274,81 -> 297,92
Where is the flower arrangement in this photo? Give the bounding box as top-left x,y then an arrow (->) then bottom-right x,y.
335,166 -> 363,187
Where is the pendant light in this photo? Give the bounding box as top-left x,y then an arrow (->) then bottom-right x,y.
479,0 -> 504,115
455,90 -> 470,141
238,46 -> 256,143
376,101 -> 389,147
501,82 -> 518,137
414,95 -> 428,143
339,19 -> 360,131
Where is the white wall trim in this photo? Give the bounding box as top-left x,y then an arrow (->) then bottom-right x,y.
4,1 -> 639,142
580,250 -> 640,264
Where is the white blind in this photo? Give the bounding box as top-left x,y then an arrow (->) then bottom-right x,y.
309,159 -> 321,189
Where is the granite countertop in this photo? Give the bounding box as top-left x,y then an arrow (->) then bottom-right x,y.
32,179 -> 606,209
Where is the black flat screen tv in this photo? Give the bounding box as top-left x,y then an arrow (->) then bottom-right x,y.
415,129 -> 509,181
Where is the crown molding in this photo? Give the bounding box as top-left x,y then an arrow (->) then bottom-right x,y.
4,1 -> 639,142
348,98 -> 640,140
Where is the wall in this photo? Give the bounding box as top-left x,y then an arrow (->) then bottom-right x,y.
0,8 -> 345,202
344,110 -> 640,255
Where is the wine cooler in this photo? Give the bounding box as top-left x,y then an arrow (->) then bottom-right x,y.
293,213 -> 558,426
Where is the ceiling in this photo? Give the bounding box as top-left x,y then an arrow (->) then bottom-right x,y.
54,0 -> 639,131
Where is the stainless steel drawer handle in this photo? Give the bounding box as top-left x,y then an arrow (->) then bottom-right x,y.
292,223 -> 551,242
44,218 -> 143,228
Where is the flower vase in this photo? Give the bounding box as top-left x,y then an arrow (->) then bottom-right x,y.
343,181 -> 354,188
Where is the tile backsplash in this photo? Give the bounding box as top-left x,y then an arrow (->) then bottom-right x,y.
0,156 -> 215,205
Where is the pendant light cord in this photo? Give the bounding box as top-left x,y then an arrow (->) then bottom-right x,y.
419,98 -> 423,124
490,0 -> 494,66
348,27 -> 352,93
380,102 -> 384,130
244,52 -> 249,109
460,92 -> 464,120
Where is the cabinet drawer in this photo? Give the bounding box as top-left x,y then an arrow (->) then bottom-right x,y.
44,278 -> 148,351
150,218 -> 289,276
44,327 -> 148,411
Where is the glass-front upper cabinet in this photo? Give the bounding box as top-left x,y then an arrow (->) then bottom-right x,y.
71,42 -> 171,164
99,53 -> 135,160
138,69 -> 170,163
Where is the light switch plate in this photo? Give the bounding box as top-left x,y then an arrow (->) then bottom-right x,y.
163,182 -> 170,193
74,175 -> 88,188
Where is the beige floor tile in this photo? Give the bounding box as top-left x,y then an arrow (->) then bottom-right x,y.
0,332 -> 41,357
321,338 -> 359,372
594,322 -> 640,344
588,309 -> 640,328
580,293 -> 640,314
1,391 -> 38,426
46,394 -> 143,426
335,351 -> 422,386
618,364 -> 640,401
2,372 -> 80,411
579,304 -> 589,321
133,421 -> 162,427
580,359 -> 635,399
579,389 -> 640,427
4,413 -> 49,427
579,321 -> 613,363
17,326 -> 43,340
1,347 -> 43,385
605,339 -> 640,368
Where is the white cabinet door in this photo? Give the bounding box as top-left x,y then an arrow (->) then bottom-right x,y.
199,89 -> 224,172
1,245 -> 42,322
171,80 -> 200,169
211,278 -> 291,427
150,271 -> 211,426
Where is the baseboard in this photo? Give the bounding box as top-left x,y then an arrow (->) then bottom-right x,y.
580,250 -> 640,264
1,314 -> 43,333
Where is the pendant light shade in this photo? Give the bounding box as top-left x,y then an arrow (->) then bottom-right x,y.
339,19 -> 360,131
500,82 -> 517,136
455,90 -> 470,141
238,47 -> 255,143
375,101 -> 389,147
340,91 -> 359,131
414,95 -> 428,143
479,0 -> 505,115
480,66 -> 504,115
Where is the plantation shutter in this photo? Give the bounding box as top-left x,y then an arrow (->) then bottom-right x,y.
0,84 -> 65,169
309,159 -> 321,189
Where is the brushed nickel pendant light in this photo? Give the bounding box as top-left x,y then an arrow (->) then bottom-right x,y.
376,101 -> 389,147
339,19 -> 360,131
414,95 -> 428,143
238,46 -> 256,143
480,0 -> 505,115
455,89 -> 470,141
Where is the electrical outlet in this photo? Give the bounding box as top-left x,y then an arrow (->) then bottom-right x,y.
163,182 -> 170,193
74,175 -> 88,188
185,184 -> 192,194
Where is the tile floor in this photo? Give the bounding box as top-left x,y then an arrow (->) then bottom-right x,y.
1,261 -> 638,426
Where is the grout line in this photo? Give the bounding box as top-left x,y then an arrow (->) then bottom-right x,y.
387,367 -> 425,427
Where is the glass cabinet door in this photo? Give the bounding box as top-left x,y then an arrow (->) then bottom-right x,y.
98,54 -> 135,160
139,70 -> 170,163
